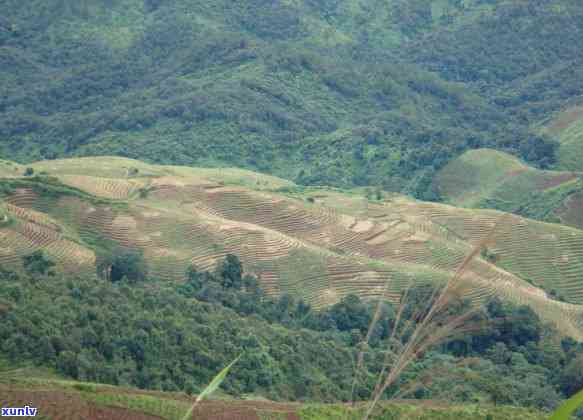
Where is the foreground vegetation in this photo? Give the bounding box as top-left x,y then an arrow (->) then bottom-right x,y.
1,252 -> 582,416
0,372 -> 552,420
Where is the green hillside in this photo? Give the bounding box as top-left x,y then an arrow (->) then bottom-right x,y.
434,149 -> 583,229
3,0 -> 582,197
3,2 -> 583,417
1,238 -> 580,417
543,105 -> 583,172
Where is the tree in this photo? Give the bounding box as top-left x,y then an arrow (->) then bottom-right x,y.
217,254 -> 243,289
560,354 -> 583,396
100,248 -> 147,283
329,294 -> 371,332
22,250 -> 55,276
36,336 -> 56,363
57,351 -> 79,378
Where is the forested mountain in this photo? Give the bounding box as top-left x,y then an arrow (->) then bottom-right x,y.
2,0 -> 582,198
2,1 -> 583,418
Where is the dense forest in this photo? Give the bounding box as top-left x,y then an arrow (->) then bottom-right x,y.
2,0 -> 582,198
1,252 -> 582,412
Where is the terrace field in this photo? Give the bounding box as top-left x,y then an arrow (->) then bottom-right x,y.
434,148 -> 583,229
1,157 -> 583,340
544,105 -> 583,173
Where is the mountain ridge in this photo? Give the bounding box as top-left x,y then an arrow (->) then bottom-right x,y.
3,0 -> 582,196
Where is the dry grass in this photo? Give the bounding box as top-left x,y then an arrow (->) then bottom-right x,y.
348,217 -> 505,420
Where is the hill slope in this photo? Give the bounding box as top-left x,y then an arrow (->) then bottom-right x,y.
1,157 -> 583,339
543,104 -> 583,172
434,149 -> 583,229
3,0 -> 582,195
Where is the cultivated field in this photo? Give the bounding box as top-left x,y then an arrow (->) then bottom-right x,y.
1,157 -> 583,339
434,148 -> 583,229
544,104 -> 583,172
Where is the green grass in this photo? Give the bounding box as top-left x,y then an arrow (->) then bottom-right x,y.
84,392 -> 189,420
298,402 -> 548,420
435,149 -> 583,228
550,387 -> 583,420
544,106 -> 583,172
435,149 -> 526,208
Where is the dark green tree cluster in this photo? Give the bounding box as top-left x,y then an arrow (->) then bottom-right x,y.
96,248 -> 148,284
179,255 -> 393,343
0,258 -> 359,400
0,253 -> 582,410
22,250 -> 55,276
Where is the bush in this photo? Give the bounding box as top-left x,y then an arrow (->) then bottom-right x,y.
98,248 -> 147,283
22,250 -> 55,276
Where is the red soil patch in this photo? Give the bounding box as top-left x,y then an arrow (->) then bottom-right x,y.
536,172 -> 578,190
192,400 -> 301,420
0,389 -> 163,420
547,106 -> 583,135
556,192 -> 583,229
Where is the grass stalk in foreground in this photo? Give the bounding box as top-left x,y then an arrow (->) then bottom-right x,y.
550,387 -> 583,420
360,216 -> 505,420
180,355 -> 241,420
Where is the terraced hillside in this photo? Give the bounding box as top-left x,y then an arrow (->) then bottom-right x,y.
434,149 -> 583,229
2,157 -> 583,339
544,104 -> 583,172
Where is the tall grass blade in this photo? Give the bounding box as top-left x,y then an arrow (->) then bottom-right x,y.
550,388 -> 583,420
181,354 -> 241,420
361,216 -> 505,420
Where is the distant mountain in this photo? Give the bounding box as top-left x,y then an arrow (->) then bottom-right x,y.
2,0 -> 582,197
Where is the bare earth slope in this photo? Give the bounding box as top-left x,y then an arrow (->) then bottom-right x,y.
1,157 -> 583,339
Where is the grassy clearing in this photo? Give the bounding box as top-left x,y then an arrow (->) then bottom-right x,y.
435,149 -> 526,208
83,392 -> 189,420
